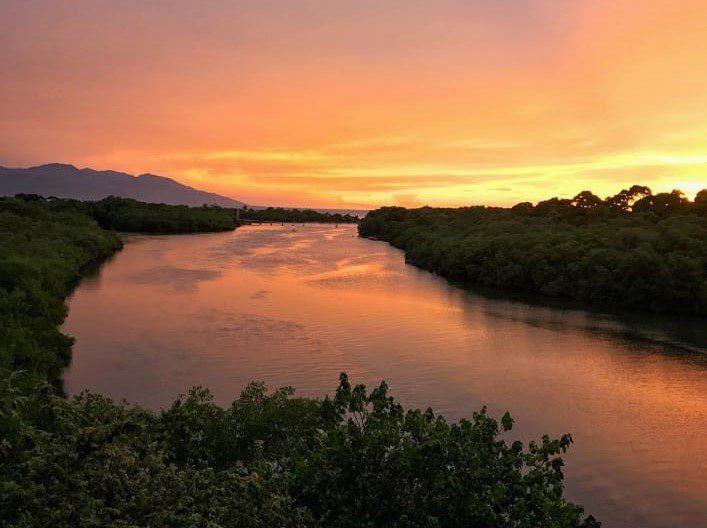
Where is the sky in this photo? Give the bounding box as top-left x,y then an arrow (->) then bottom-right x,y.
1,0 -> 706,208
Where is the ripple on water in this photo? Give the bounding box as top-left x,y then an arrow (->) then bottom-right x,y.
63,225 -> 707,528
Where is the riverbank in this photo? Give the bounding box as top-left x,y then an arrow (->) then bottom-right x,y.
0,200 -> 599,528
0,197 -> 123,389
233,206 -> 360,224
0,196 -> 241,390
358,197 -> 707,316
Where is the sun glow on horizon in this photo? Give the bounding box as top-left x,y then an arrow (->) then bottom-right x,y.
1,0 -> 706,208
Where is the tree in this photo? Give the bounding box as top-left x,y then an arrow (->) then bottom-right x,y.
534,197 -> 573,216
357,186 -> 707,316
572,191 -> 603,210
605,185 -> 652,211
292,374 -> 600,528
633,189 -> 688,214
511,201 -> 534,214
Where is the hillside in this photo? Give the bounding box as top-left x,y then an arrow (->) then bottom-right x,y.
0,163 -> 244,207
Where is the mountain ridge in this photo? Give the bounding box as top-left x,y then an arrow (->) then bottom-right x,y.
0,163 -> 244,208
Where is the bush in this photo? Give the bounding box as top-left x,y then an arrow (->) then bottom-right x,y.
359,187 -> 707,315
0,374 -> 599,528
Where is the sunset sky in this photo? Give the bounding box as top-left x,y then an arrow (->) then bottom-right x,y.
2,0 -> 706,208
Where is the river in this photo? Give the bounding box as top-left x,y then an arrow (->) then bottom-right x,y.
63,223 -> 707,527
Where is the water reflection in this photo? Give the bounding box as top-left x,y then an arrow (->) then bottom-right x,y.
63,224 -> 707,528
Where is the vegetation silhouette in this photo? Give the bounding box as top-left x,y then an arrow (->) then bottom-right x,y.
233,206 -> 359,224
1,371 -> 599,528
0,196 -> 122,390
359,186 -> 707,316
0,195 -> 599,527
50,195 -> 237,233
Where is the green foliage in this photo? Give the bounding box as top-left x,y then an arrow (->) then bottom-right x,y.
0,197 -> 122,388
359,186 -> 707,315
235,206 -> 359,224
293,373 -> 598,528
0,195 -> 599,526
88,196 -> 236,232
0,195 -> 236,388
0,374 -> 599,528
15,194 -> 237,233
0,383 -> 311,528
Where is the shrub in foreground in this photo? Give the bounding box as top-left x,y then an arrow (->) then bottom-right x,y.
0,373 -> 599,528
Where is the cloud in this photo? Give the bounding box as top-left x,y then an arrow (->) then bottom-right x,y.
393,194 -> 422,207
203,149 -> 335,164
4,1 -> 707,207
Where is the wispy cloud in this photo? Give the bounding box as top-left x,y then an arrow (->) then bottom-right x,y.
3,1 -> 707,207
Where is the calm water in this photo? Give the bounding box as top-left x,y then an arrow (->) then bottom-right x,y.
64,224 -> 707,527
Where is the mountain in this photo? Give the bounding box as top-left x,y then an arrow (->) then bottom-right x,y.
0,163 -> 244,207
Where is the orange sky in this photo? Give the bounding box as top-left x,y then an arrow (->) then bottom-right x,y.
1,0 -> 706,208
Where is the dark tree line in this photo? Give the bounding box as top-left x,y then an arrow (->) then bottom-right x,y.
33,195 -> 237,233
234,206 -> 360,224
0,197 -> 123,390
359,186 -> 707,316
0,196 -> 599,527
89,196 -> 237,232
0,195 -> 236,390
